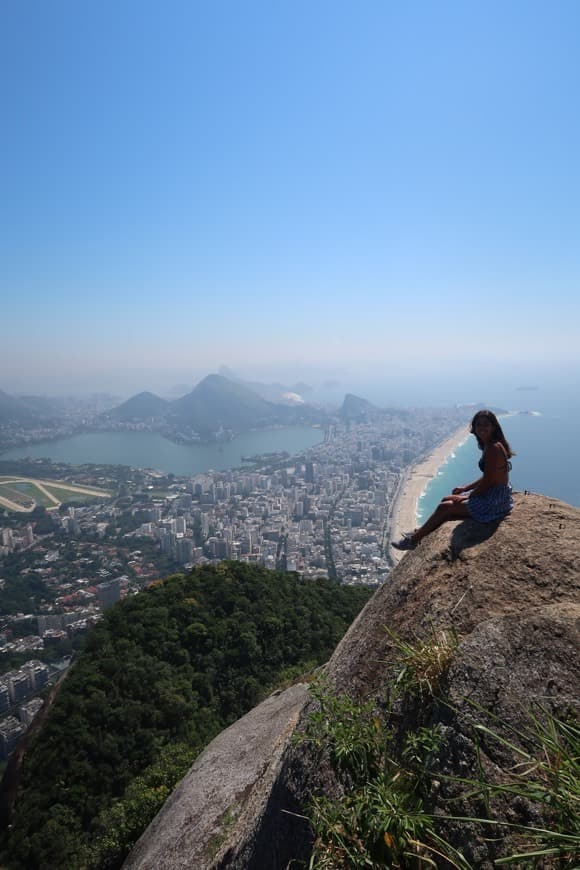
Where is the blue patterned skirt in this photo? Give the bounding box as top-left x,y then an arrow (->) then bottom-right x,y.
467,484 -> 513,523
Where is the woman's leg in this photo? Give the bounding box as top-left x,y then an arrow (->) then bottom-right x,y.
413,501 -> 471,542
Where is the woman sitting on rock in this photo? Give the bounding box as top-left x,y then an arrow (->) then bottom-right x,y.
392,409 -> 514,551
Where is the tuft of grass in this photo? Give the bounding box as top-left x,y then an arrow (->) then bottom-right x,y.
207,804 -> 241,861
297,631 -> 580,869
297,677 -> 468,869
298,676 -> 386,783
386,624 -> 459,697
441,703 -> 580,867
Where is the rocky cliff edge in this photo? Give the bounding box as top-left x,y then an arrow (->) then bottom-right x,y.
123,493 -> 579,869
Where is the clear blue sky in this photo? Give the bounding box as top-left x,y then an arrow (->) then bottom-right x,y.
2,1 -> 579,396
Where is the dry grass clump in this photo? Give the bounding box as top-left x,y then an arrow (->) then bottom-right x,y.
385,625 -> 459,697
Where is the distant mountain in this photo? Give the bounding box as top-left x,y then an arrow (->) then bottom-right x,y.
340,393 -> 380,420
217,367 -> 313,405
108,392 -> 169,421
168,374 -> 287,433
88,375 -> 323,436
0,390 -> 41,423
293,381 -> 313,395
15,395 -> 65,419
279,391 -> 305,406
217,365 -> 239,382
243,381 -> 307,405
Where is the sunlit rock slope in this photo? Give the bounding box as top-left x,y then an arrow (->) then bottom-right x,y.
124,493 -> 579,869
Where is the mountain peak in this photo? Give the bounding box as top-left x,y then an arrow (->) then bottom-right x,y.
340,392 -> 379,419
168,374 -> 277,433
0,389 -> 40,422
108,391 -> 168,420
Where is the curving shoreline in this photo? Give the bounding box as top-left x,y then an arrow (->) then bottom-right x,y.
390,424 -> 469,558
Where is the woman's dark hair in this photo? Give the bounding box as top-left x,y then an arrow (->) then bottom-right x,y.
470,409 -> 515,457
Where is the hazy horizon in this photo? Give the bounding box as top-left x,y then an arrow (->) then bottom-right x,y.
2,2 -> 579,397
3,360 -> 578,415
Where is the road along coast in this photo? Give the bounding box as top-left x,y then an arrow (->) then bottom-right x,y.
390,424 -> 469,560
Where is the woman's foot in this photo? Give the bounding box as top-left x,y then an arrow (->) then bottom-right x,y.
391,535 -> 417,551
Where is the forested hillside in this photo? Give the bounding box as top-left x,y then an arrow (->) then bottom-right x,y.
1,562 -> 371,870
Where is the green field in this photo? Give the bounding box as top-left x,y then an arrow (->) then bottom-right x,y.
10,482 -> 58,507
44,485 -> 103,504
0,484 -> 35,508
0,477 -> 110,511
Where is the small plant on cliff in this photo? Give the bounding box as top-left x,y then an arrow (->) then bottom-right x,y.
298,622 -> 579,870
441,704 -> 580,867
302,676 -> 386,783
297,677 -> 469,869
385,625 -> 459,698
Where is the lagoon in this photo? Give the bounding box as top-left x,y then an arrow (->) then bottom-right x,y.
0,428 -> 324,477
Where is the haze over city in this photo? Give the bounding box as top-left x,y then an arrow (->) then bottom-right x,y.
2,1 -> 579,398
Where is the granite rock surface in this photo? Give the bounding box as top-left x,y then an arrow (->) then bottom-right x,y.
124,493 -> 579,869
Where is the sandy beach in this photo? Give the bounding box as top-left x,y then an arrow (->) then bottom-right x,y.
390,424 -> 469,559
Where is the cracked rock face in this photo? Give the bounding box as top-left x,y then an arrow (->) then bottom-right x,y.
124,494 -> 579,869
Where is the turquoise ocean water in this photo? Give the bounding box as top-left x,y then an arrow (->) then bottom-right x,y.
342,372 -> 580,520
417,408 -> 580,522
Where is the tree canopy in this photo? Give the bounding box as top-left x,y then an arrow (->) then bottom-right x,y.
1,562 -> 372,869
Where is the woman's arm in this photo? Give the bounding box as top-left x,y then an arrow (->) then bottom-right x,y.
452,478 -> 481,494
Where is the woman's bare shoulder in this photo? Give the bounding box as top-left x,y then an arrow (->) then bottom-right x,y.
488,442 -> 508,462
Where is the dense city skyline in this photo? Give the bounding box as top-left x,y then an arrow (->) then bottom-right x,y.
2,2 -> 579,395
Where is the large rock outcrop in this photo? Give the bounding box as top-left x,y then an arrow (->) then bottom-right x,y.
124,493 -> 579,869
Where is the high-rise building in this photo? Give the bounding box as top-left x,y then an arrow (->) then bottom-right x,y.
7,673 -> 29,705
18,697 -> 44,727
175,537 -> 193,563
0,717 -> 25,760
0,684 -> 9,716
96,578 -> 121,611
215,539 -> 229,559
22,660 -> 49,692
